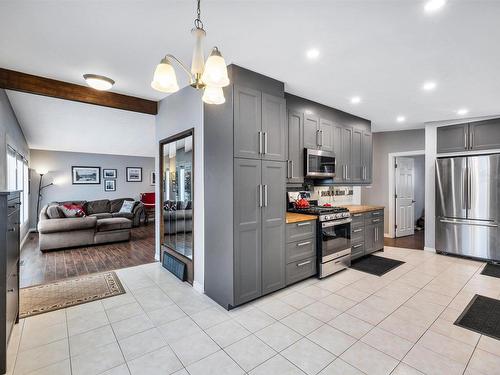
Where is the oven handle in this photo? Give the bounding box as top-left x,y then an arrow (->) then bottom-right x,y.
321,218 -> 352,228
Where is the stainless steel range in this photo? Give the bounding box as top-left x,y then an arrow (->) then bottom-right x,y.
288,191 -> 352,278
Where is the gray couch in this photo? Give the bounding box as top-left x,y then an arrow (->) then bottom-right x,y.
37,198 -> 144,251
163,201 -> 192,234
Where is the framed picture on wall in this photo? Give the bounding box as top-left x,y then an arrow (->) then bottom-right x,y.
72,166 -> 101,184
150,171 -> 156,185
126,167 -> 142,182
104,179 -> 116,191
103,169 -> 117,179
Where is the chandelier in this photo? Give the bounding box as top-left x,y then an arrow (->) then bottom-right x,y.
151,0 -> 229,104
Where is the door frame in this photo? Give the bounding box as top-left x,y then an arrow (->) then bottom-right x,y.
387,150 -> 425,239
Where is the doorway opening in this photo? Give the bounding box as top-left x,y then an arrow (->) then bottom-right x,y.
387,150 -> 425,250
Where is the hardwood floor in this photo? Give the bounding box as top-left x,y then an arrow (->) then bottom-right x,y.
20,224 -> 156,288
384,229 -> 424,250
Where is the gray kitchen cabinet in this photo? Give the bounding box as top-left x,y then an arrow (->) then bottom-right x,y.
285,220 -> 317,285
340,127 -> 353,182
262,94 -> 287,161
374,222 -> 384,251
436,124 -> 469,154
262,161 -> 286,294
351,128 -> 363,182
333,124 -> 343,157
469,119 -> 500,151
351,210 -> 384,260
304,114 -> 320,149
362,131 -> 372,183
287,111 -> 304,183
233,158 -> 262,305
319,119 -> 334,152
234,85 -> 262,159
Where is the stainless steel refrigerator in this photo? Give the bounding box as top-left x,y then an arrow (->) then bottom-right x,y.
436,154 -> 500,262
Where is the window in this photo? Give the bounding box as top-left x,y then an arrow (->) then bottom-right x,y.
7,145 -> 29,225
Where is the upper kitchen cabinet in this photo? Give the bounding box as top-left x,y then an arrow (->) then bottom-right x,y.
351,128 -> 363,182
303,114 -> 320,149
362,131 -> 373,182
234,85 -> 286,161
437,123 -> 469,153
287,111 -> 304,183
437,119 -> 500,154
319,119 -> 334,152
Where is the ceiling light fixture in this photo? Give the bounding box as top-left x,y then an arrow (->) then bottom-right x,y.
422,81 -> 437,91
306,49 -> 320,60
424,0 -> 447,13
83,74 -> 115,91
396,116 -> 406,123
457,108 -> 469,116
350,96 -> 361,104
151,0 -> 229,104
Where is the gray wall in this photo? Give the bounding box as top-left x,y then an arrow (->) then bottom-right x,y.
361,129 -> 425,233
29,149 -> 154,228
0,89 -> 31,240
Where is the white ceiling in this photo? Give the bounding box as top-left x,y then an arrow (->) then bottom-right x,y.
1,0 -> 500,133
6,91 -> 156,157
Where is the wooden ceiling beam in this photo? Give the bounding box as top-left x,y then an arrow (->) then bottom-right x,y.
0,68 -> 157,115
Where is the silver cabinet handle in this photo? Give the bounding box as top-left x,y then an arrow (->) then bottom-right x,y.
372,211 -> 381,216
375,227 -> 378,242
320,130 -> 324,147
464,127 -> 468,149
258,132 -> 263,154
287,160 -> 291,178
264,184 -> 268,207
373,218 -> 381,223
353,213 -> 362,217
290,160 -> 294,178
264,132 -> 268,154
7,289 -> 14,293
297,260 -> 311,267
297,241 -> 311,247
352,243 -> 363,249
258,185 -> 263,207
7,228 -> 15,232
297,222 -> 311,227
353,228 -> 363,233
470,130 -> 474,149
316,130 -> 320,147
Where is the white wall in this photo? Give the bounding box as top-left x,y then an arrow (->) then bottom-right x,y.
155,87 -> 204,292
29,149 -> 155,228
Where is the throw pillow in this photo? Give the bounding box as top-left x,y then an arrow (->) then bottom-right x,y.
119,200 -> 135,213
59,204 -> 86,218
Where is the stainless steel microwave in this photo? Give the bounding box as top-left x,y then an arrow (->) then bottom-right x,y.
305,149 -> 336,178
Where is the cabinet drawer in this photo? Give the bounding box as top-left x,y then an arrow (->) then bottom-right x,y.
6,271 -> 19,341
368,217 -> 383,225
368,210 -> 384,218
286,239 -> 316,264
7,200 -> 20,217
351,242 -> 365,260
350,213 -> 365,227
286,221 -> 316,243
286,257 -> 316,285
351,226 -> 365,242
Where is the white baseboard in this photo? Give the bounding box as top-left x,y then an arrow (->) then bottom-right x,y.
384,233 -> 393,238
424,247 -> 436,253
193,280 -> 204,294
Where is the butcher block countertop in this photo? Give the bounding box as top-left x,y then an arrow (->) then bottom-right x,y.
340,205 -> 385,214
286,212 -> 317,224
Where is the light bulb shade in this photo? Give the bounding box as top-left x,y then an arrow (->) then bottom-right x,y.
36,167 -> 48,175
191,28 -> 206,76
202,86 -> 225,105
83,74 -> 115,91
201,47 -> 230,88
151,58 -> 180,93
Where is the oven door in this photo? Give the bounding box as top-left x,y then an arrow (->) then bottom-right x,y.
306,149 -> 336,178
321,219 -> 351,262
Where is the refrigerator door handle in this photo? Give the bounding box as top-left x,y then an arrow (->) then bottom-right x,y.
439,217 -> 498,228
468,167 -> 472,211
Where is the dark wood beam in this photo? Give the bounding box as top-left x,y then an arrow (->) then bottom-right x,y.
0,68 -> 157,115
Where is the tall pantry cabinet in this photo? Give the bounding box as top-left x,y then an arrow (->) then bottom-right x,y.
204,65 -> 287,309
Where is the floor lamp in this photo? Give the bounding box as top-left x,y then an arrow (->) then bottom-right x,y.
35,169 -> 53,230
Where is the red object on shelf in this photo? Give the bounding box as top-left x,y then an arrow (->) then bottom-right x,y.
323,203 -> 332,207
140,192 -> 155,224
294,198 -> 310,209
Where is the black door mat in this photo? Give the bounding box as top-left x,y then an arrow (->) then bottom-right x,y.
350,255 -> 405,276
481,263 -> 500,278
455,294 -> 500,341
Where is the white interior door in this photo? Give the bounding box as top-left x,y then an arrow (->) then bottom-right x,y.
395,157 -> 415,237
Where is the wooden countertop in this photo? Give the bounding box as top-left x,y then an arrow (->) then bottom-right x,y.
286,212 -> 317,224
340,205 -> 385,214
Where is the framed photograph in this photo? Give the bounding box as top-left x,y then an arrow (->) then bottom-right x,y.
104,179 -> 116,191
126,167 -> 142,182
72,166 -> 101,184
150,171 -> 156,186
103,169 -> 117,179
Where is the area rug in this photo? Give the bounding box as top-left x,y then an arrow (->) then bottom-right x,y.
350,255 -> 405,276
481,263 -> 500,278
20,271 -> 125,318
455,294 -> 500,341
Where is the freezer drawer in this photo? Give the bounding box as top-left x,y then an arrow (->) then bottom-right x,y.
436,217 -> 500,262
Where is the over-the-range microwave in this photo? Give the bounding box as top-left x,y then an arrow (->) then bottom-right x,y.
305,149 -> 336,178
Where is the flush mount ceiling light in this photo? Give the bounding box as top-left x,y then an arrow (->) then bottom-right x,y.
457,108 -> 469,116
396,116 -> 406,123
306,48 -> 320,60
424,0 -> 447,13
83,74 -> 115,91
151,0 -> 229,104
350,96 -> 361,104
422,81 -> 437,91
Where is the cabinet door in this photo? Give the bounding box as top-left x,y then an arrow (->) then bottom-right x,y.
362,131 -> 373,183
375,222 -> 385,251
303,114 -> 319,149
261,161 -> 286,295
365,224 -> 375,254
319,119 -> 334,152
262,94 -> 287,161
470,119 -> 500,151
341,127 -> 353,182
436,124 -> 468,153
234,85 -> 262,159
234,158 -> 262,305
351,128 -> 363,182
287,111 -> 304,183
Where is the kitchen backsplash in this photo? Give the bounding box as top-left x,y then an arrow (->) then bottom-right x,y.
312,186 -> 361,206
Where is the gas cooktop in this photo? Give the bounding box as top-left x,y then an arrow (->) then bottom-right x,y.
288,205 -> 349,215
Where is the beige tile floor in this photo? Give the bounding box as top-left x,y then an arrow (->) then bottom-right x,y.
7,246 -> 500,375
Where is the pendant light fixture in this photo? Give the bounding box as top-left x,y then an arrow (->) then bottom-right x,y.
151,0 -> 229,104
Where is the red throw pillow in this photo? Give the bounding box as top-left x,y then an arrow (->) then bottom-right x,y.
59,204 -> 86,218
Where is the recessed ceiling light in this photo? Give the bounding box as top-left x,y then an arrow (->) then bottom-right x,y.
397,116 -> 406,123
305,109 -> 313,115
350,96 -> 361,104
306,49 -> 320,60
422,81 -> 437,91
457,108 -> 469,116
83,74 -> 115,91
424,0 -> 447,13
